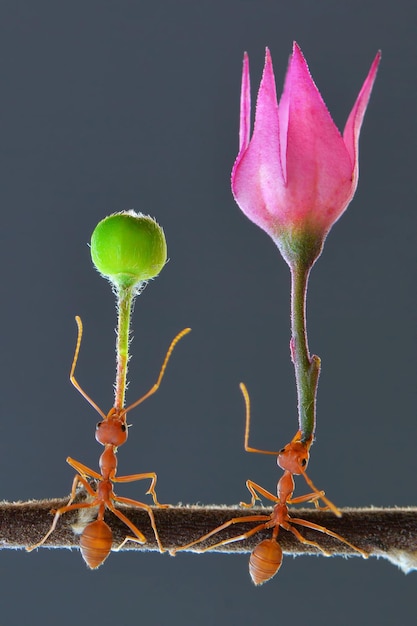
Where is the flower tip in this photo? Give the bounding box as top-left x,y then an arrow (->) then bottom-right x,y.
242,51 -> 249,72
292,41 -> 305,57
368,51 -> 382,86
290,41 -> 308,67
263,47 -> 275,75
372,49 -> 382,71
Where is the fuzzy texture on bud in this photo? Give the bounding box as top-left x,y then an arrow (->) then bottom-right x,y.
91,211 -> 167,289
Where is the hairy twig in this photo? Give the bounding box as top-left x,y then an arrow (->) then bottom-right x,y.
1,498 -> 416,573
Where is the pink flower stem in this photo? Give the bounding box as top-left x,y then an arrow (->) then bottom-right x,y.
290,260 -> 321,441
114,285 -> 134,410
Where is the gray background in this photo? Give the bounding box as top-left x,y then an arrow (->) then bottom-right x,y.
0,1 -> 415,625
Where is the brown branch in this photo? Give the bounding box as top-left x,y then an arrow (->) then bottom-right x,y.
1,498 -> 416,573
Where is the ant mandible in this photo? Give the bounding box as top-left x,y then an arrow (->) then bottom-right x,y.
171,382 -> 367,585
27,316 -> 190,568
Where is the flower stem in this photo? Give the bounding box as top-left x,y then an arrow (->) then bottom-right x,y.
290,261 -> 321,441
114,286 -> 135,410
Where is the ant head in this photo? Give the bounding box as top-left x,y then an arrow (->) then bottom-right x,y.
95,408 -> 128,447
277,432 -> 311,475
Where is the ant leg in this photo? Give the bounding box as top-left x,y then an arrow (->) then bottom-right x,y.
240,479 -> 278,508
125,328 -> 191,413
113,471 -> 169,508
290,517 -> 368,558
26,501 -> 98,552
27,470 -> 100,552
312,501 -> 332,511
106,505 -> 147,551
64,471 -> 97,508
69,316 -> 107,420
188,521 -> 273,554
115,533 -> 147,553
67,457 -> 102,481
287,491 -> 325,506
301,470 -> 341,517
282,521 -> 333,556
171,514 -> 270,555
240,383 -> 279,456
110,496 -> 164,553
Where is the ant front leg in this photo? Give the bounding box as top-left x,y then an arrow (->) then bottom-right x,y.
300,470 -> 342,517
69,316 -> 107,420
240,480 -> 278,508
287,491 -> 325,506
66,457 -> 102,482
63,469 -> 98,508
240,383 -> 280,457
64,458 -> 102,505
124,328 -> 191,413
113,471 -> 169,508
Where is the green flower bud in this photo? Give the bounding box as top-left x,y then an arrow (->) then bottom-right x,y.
91,211 -> 167,289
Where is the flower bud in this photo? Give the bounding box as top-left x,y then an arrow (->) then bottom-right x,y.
232,44 -> 380,269
91,211 -> 167,289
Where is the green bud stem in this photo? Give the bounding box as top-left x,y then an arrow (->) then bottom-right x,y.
114,286 -> 135,410
290,261 -> 321,441
90,211 -> 168,411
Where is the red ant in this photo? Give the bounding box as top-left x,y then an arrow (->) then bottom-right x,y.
171,382 -> 367,585
27,316 -> 190,569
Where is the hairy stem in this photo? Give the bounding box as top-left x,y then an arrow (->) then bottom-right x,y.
114,286 -> 134,410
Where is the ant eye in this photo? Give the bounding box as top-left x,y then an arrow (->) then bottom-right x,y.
96,422 -> 102,429
301,458 -> 307,467
278,448 -> 285,454
121,424 -> 126,432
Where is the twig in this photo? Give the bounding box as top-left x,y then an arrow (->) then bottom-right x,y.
1,498 -> 416,573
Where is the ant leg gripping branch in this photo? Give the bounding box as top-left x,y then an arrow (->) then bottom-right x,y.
26,309 -> 190,568
172,383 -> 367,585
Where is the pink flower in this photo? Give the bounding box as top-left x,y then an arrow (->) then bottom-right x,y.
232,43 -> 380,266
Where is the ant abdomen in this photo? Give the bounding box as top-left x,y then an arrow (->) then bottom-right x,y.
80,520 -> 113,569
249,538 -> 283,585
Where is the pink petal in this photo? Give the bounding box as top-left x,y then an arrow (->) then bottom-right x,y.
232,49 -> 284,234
280,43 -> 353,228
343,51 -> 381,180
238,52 -> 251,152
